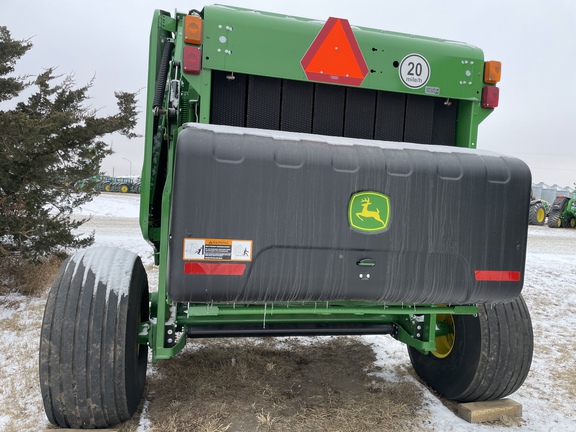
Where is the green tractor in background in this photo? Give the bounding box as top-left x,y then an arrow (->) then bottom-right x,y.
548,194 -> 576,228
97,176 -> 140,193
113,177 -> 133,193
96,175 -> 115,192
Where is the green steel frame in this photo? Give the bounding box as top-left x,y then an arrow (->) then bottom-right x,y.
138,301 -> 478,361
140,6 -> 494,362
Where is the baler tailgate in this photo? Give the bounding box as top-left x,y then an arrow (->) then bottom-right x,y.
168,123 -> 531,304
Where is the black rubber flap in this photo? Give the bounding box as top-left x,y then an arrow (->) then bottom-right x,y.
168,124 -> 531,304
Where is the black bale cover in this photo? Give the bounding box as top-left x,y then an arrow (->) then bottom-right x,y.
167,124 -> 531,304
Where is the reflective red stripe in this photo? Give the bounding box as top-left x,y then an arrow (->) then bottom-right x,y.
474,270 -> 521,282
184,262 -> 246,276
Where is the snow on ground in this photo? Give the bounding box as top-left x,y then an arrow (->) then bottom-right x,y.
1,193 -> 575,431
75,192 -> 141,218
73,193 -> 154,266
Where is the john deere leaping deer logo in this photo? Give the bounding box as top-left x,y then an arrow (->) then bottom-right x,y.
348,191 -> 391,233
356,197 -> 385,224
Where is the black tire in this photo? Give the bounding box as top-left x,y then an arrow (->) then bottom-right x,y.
547,210 -> 562,228
528,202 -> 545,225
39,246 -> 149,428
408,295 -> 533,402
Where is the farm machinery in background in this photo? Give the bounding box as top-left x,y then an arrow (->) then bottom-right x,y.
96,175 -> 141,194
548,194 -> 576,228
529,183 -> 576,228
529,190 -> 548,226
67,175 -> 142,193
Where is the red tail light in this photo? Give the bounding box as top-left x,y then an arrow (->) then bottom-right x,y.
481,86 -> 499,109
183,46 -> 201,74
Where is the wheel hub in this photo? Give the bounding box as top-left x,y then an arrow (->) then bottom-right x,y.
431,314 -> 455,359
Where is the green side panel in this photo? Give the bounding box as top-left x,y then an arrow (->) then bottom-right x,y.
202,5 -> 485,101
140,9 -> 172,244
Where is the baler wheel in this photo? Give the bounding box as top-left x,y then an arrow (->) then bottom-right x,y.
39,246 -> 149,428
408,295 -> 533,402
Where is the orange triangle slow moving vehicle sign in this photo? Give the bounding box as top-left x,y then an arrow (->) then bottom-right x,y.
301,17 -> 368,86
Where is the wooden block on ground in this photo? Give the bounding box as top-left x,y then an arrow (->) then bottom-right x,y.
457,398 -> 522,423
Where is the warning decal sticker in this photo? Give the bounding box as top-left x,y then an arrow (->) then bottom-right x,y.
183,238 -> 253,262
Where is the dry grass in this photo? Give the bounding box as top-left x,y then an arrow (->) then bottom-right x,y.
118,337 -> 426,432
0,254 -> 63,296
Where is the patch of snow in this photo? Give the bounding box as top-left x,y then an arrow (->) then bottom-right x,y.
74,193 -> 141,218
0,293 -> 27,320
72,213 -> 154,266
528,225 -> 576,238
69,246 -> 137,303
0,414 -> 10,430
184,122 -> 512,159
136,399 -> 152,432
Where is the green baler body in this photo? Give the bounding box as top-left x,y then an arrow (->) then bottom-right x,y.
138,5 -> 530,361
141,5 -> 495,246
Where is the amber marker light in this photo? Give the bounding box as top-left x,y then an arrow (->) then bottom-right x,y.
484,60 -> 501,84
184,15 -> 203,45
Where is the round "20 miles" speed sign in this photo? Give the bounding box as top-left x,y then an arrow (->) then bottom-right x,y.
399,54 -> 430,89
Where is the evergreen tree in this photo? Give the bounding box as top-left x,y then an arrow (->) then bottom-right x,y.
0,26 -> 138,260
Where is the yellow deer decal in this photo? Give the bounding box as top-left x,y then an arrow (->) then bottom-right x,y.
356,197 -> 385,226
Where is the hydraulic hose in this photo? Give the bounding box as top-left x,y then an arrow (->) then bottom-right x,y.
152,41 -> 175,111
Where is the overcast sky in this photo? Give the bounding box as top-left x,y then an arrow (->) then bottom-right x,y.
2,0 -> 575,187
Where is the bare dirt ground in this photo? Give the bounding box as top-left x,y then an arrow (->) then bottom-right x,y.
118,338 -> 428,432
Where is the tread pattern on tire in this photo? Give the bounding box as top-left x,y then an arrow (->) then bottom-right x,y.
39,246 -> 148,428
528,202 -> 545,225
547,210 -> 561,228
